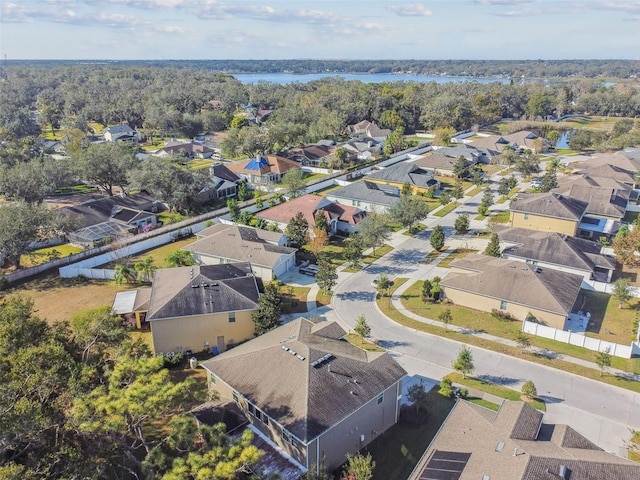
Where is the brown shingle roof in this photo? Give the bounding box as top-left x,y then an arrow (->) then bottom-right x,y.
200,318 -> 406,442
441,254 -> 583,316
227,155 -> 300,176
256,194 -> 365,227
147,263 -> 260,320
510,193 -> 588,221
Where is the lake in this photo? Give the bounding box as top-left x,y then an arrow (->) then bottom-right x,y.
232,72 -> 510,85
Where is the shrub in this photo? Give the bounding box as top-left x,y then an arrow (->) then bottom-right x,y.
439,378 -> 454,398
491,309 -> 516,321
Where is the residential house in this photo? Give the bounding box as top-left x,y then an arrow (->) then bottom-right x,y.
469,130 -> 549,155
153,141 -> 216,159
344,120 -> 391,141
414,151 -> 460,177
326,180 -> 401,213
199,163 -> 241,202
146,262 -> 260,355
554,172 -> 633,192
410,400 -> 640,480
282,145 -> 335,167
340,137 -> 382,162
576,149 -> 640,173
183,224 -> 297,279
574,163 -> 637,190
200,317 -> 406,474
495,226 -> 616,283
61,193 -> 163,246
256,194 -> 366,236
440,253 -> 583,329
227,155 -> 300,185
553,185 -> 630,239
436,144 -> 492,164
365,162 -> 440,195
112,288 -> 152,329
103,124 -> 139,143
509,192 -> 588,236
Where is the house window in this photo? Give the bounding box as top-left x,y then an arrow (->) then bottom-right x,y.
500,300 -> 507,310
228,312 -> 236,323
209,373 -> 216,384
524,213 -> 529,220
248,403 -> 256,416
232,391 -> 238,403
377,393 -> 384,405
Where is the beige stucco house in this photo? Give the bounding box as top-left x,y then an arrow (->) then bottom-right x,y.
146,263 -> 260,355
440,254 -> 583,329
200,318 -> 406,474
183,224 -> 297,280
509,192 -> 588,236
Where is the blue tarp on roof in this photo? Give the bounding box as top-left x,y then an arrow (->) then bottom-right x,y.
245,156 -> 269,171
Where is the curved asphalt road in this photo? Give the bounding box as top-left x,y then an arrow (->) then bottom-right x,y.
329,184 -> 640,457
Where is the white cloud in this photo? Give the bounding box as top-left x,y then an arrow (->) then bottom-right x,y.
155,25 -> 185,33
388,3 -> 433,16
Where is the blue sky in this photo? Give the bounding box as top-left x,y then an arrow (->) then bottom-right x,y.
1,1 -> 639,60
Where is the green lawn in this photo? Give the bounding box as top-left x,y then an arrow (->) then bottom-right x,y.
437,248 -> 478,268
581,290 -> 639,342
444,373 -> 546,411
433,202 -> 460,217
466,186 -> 484,196
52,184 -> 97,195
344,333 -> 385,352
190,159 -> 213,171
403,223 -> 428,236
280,285 -> 311,314
366,389 -> 455,480
393,280 -> 640,380
110,237 -> 197,269
158,212 -> 187,224
343,244 -> 395,272
21,244 -> 84,267
488,211 -> 510,225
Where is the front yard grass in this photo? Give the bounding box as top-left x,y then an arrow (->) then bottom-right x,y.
344,333 -> 385,352
366,388 -> 455,480
403,223 -> 428,236
436,248 -> 478,269
444,373 -> 546,412
343,244 -> 394,272
384,280 -> 640,389
488,211 -> 511,225
433,202 -> 460,217
281,285 -> 310,314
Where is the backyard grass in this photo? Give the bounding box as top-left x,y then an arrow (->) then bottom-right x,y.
365,389 -> 455,480
433,202 -> 460,217
52,184 -> 97,195
303,172 -> 327,182
444,373 -> 546,412
312,183 -> 342,195
20,244 -> 84,268
580,290 -> 638,342
7,272 -> 132,325
436,248 -> 478,269
381,280 -> 640,390
110,236 -> 197,269
158,212 -> 187,224
190,159 -> 213,171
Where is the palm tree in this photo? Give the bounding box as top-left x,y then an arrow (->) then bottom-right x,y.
114,263 -> 136,285
134,256 -> 156,283
165,250 -> 194,267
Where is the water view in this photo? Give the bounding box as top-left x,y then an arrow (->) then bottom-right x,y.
232,72 -> 510,85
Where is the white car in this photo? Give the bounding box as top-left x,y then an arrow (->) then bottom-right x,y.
530,179 -> 542,188
299,264 -> 319,276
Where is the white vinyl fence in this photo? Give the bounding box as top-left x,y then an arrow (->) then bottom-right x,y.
523,320 -> 640,359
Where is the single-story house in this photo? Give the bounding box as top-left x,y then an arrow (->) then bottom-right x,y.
495,226 -> 616,283
103,124 -> 140,143
410,400 -> 640,480
200,317 -> 406,474
256,194 -> 366,236
183,224 -> 297,280
413,151 -> 459,177
146,262 -> 261,355
440,253 -> 583,329
365,162 -> 440,195
61,193 -> 164,246
227,155 -> 300,185
469,130 -> 548,154
326,180 -> 401,213
436,144 -> 492,164
112,287 -> 152,329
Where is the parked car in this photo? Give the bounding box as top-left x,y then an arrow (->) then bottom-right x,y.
530,178 -> 542,188
299,264 -> 319,276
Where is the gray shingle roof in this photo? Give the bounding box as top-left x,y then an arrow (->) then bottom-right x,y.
410,400 -> 640,480
184,224 -> 295,269
441,254 -> 583,316
327,180 -> 400,207
147,263 -> 260,320
510,193 -> 588,221
496,227 -> 616,273
200,318 -> 406,442
367,162 -> 434,188
564,185 -> 628,219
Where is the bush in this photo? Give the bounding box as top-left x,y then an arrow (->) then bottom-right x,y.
491,309 -> 516,321
439,378 -> 454,398
163,351 -> 184,367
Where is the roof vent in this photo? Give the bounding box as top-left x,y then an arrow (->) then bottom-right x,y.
289,350 -> 297,355
495,441 -> 504,452
282,346 -> 289,351
297,354 -> 305,361
191,284 -> 199,288
559,465 -> 568,479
